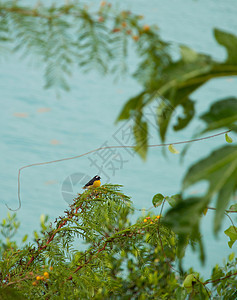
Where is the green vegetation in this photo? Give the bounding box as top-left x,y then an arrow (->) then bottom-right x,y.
0,0 -> 237,299
0,186 -> 237,299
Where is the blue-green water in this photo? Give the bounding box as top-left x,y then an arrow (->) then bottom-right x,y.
1,0 -> 237,278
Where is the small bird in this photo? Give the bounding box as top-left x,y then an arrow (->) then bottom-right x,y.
83,175 -> 101,189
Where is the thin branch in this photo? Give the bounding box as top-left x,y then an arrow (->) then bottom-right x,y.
5,129 -> 232,211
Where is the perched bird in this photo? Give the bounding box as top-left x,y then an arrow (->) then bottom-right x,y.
83,175 -> 101,189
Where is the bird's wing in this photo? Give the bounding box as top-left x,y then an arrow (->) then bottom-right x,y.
83,177 -> 95,187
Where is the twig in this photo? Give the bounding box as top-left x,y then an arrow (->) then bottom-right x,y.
6,129 -> 232,211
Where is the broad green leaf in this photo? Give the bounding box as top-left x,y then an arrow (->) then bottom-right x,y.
183,145 -> 237,233
116,92 -> 145,121
152,193 -> 164,207
117,30 -> 237,146
183,274 -> 197,293
225,133 -> 233,143
175,286 -> 188,300
173,98 -> 195,131
163,197 -> 205,235
214,29 -> 237,64
166,194 -> 182,207
168,144 -> 179,154
180,45 -> 198,63
200,98 -> 237,132
224,226 -> 237,248
163,197 -> 206,262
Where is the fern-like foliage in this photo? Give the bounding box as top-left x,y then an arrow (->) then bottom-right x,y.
0,185 -> 181,299
0,1 -> 169,91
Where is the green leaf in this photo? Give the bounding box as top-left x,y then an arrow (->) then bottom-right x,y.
200,97 -> 237,132
163,197 -> 205,235
224,226 -> 237,248
168,144 -> 179,154
173,98 -> 195,131
152,193 -> 164,207
22,234 -> 28,243
225,133 -> 233,143
163,197 -> 206,262
183,145 -> 237,233
180,45 -> 198,63
229,203 -> 237,211
183,274 -> 197,293
133,116 -> 148,160
34,231 -> 39,240
166,194 -> 182,207
214,29 -> 237,64
228,252 -> 235,261
116,92 -> 145,122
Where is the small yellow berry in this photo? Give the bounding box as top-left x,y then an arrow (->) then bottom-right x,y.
44,272 -> 49,279
150,222 -> 153,224
143,219 -> 147,223
32,281 -> 37,286
156,215 -> 161,219
36,276 -> 41,281
49,266 -> 53,271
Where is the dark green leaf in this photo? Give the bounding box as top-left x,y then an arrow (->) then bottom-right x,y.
183,145 -> 237,233
173,98 -> 195,131
166,194 -> 182,207
116,92 -> 145,122
200,97 -> 237,132
214,29 -> 237,64
152,193 -> 164,207
163,197 -> 206,262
